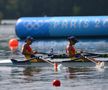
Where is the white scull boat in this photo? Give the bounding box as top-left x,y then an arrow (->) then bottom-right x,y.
0,57 -> 108,67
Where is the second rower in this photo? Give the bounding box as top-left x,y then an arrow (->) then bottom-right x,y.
66,36 -> 102,64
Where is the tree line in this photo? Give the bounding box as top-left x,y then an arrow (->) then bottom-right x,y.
0,0 -> 108,19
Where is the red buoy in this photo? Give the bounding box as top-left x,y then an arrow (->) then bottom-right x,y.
9,38 -> 19,51
52,79 -> 61,87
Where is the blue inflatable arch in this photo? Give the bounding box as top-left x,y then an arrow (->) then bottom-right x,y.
15,16 -> 108,39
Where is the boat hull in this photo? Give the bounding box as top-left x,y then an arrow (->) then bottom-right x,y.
0,58 -> 108,68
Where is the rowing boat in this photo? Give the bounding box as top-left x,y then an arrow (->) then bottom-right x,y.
0,56 -> 108,67
0,52 -> 108,67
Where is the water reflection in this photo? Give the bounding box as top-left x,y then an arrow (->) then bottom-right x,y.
66,67 -> 106,80
66,67 -> 91,79
23,67 -> 41,76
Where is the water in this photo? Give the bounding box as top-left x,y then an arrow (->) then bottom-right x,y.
0,21 -> 108,90
0,66 -> 108,90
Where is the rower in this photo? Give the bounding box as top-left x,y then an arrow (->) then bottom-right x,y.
66,36 -> 103,65
66,36 -> 78,58
21,36 -> 42,62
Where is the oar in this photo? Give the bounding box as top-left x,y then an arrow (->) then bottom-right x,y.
80,53 -> 105,68
39,56 -> 64,71
38,52 -> 69,59
80,51 -> 108,57
39,56 -> 54,65
38,52 -> 53,56
25,55 -> 55,66
38,51 -> 108,59
80,54 -> 98,64
11,55 -> 54,66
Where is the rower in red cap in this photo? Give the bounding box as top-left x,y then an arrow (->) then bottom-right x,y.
66,36 -> 78,58
66,36 -> 103,66
21,36 -> 42,62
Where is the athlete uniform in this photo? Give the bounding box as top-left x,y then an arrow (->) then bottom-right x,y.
66,44 -> 76,57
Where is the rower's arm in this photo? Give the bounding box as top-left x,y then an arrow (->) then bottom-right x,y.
21,44 -> 33,55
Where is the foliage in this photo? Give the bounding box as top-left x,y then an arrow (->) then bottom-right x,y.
0,0 -> 108,19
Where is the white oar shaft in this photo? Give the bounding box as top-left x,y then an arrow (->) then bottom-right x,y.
80,54 -> 97,64
42,59 -> 54,65
84,56 -> 97,64
40,56 -> 54,65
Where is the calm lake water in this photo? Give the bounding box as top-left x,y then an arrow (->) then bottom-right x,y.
0,21 -> 108,90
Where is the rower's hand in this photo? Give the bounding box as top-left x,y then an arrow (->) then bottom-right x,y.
75,54 -> 81,58
75,50 -> 84,58
75,53 -> 85,61
33,51 -> 38,54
